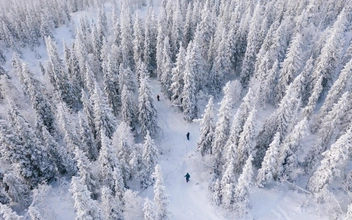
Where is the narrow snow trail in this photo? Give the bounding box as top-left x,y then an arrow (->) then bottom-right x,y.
150,80 -> 226,220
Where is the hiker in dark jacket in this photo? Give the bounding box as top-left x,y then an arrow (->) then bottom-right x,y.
185,173 -> 190,182
186,132 -> 190,140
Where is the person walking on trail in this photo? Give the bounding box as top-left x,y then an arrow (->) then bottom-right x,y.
185,173 -> 190,182
186,132 -> 190,140
157,94 -> 160,101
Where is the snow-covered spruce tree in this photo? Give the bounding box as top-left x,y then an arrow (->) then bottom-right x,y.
21,63 -> 56,135
112,122 -> 135,185
257,132 -> 280,187
133,13 -> 145,65
197,96 -> 215,156
307,127 -> 352,193
346,203 -> 352,220
3,172 -> 31,208
7,101 -> 56,186
160,37 -> 173,99
45,37 -> 79,109
315,58 -> 352,129
311,9 -> 347,98
141,131 -> 159,188
224,88 -> 255,161
277,117 -> 308,181
121,85 -> 137,132
304,92 -> 350,173
255,83 -> 300,167
220,155 -> 236,210
235,108 -> 257,174
78,112 -> 98,161
144,6 -> 157,75
0,203 -> 22,220
240,2 -> 264,86
91,81 -> 117,143
144,198 -> 156,220
80,90 -> 95,138
182,42 -> 198,122
276,33 -> 306,103
102,54 -> 120,115
302,75 -> 323,119
233,155 -> 254,219
212,82 -> 235,169
120,3 -> 134,68
123,189 -> 144,220
42,127 -> 75,176
170,0 -> 183,56
170,44 -> 186,107
153,165 -> 169,220
28,206 -> 44,220
138,69 -> 158,138
98,130 -> 125,197
69,176 -> 103,220
210,29 -> 232,93
212,178 -> 222,206
100,186 -> 123,220
74,147 -> 99,200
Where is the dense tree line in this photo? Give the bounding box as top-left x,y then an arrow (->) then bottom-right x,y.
0,0 -> 352,219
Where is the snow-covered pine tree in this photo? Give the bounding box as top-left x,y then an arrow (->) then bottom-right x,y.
170,44 -> 185,107
182,41 -> 198,122
144,6 -> 157,75
212,82 -> 235,169
42,127 -> 75,176
112,122 -> 135,185
133,13 -> 145,65
120,4 -> 134,68
7,101 -> 56,186
102,54 -> 120,116
255,83 -> 300,167
138,68 -> 158,137
276,33 -> 306,103
69,176 -> 103,220
197,96 -> 215,156
121,85 -> 137,132
78,112 -> 98,161
100,186 -> 123,220
346,203 -> 352,220
240,2 -> 264,86
0,203 -> 22,220
91,81 -> 117,143
98,130 -> 125,195
141,131 -> 159,188
220,155 -> 236,209
210,29 -> 232,93
307,127 -> 352,193
312,9 -> 347,98
235,108 -> 257,174
277,117 -> 308,181
45,37 -> 78,109
315,58 -> 352,129
257,132 -> 280,187
74,147 -> 99,200
304,92 -> 350,173
224,88 -> 255,159
160,37 -> 173,99
143,198 -> 156,220
233,155 -> 254,219
153,164 -> 169,220
3,172 -> 31,208
21,63 -> 56,135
